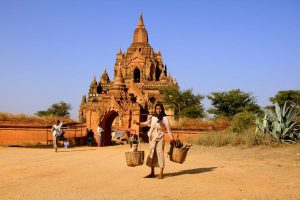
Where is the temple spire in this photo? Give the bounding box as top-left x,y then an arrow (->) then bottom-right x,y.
92,75 -> 97,84
89,75 -> 98,95
157,49 -> 161,55
112,63 -> 125,88
138,13 -> 144,27
132,13 -> 148,43
81,94 -> 87,105
100,67 -> 110,84
118,48 -> 122,54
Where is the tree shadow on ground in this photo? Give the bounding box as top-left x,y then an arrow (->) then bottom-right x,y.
165,167 -> 217,178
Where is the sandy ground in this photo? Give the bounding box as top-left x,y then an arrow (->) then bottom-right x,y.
0,144 -> 300,200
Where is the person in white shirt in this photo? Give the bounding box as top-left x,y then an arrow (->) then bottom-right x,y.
135,103 -> 175,179
97,124 -> 103,147
51,120 -> 63,152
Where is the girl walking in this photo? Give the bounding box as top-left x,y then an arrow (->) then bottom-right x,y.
135,103 -> 175,179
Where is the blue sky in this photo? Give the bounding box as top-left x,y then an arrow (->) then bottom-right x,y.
0,0 -> 299,119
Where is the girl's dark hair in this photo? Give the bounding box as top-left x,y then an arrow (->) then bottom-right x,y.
154,103 -> 166,122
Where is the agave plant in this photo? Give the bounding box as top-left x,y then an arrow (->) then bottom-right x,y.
256,101 -> 299,143
256,112 -> 270,134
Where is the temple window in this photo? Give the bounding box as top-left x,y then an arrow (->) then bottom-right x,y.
155,66 -> 160,81
134,68 -> 140,82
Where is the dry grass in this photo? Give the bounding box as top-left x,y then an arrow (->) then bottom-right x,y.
0,112 -> 43,123
172,117 -> 231,131
188,127 -> 278,147
0,112 -> 75,126
173,118 -> 280,147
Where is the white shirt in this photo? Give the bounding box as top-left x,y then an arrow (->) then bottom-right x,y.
97,126 -> 103,136
51,122 -> 63,137
140,116 -> 174,141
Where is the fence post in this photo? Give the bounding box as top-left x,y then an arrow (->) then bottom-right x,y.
46,127 -> 48,145
67,124 -> 69,141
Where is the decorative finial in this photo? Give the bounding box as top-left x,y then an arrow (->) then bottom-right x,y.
157,49 -> 161,55
138,12 -> 144,27
81,94 -> 87,104
173,77 -> 177,85
91,75 -> 97,84
100,67 -> 110,84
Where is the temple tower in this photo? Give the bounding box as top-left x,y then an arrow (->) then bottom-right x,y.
79,14 -> 178,146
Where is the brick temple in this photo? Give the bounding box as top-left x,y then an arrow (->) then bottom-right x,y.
79,14 -> 178,146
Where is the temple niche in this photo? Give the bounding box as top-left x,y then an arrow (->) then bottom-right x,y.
79,14 -> 178,146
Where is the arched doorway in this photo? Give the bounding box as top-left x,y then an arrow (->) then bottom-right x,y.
100,110 -> 119,146
134,68 -> 140,82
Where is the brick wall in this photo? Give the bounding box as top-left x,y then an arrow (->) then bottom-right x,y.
0,126 -> 86,145
0,126 -> 200,146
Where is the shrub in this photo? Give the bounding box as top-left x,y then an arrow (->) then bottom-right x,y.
232,111 -> 255,133
211,116 -> 231,131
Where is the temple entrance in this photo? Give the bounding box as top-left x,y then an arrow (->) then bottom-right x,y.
100,110 -> 119,146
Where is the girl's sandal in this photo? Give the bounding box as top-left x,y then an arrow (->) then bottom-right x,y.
158,174 -> 164,179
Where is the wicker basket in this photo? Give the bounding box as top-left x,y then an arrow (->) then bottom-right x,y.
169,147 -> 188,164
125,151 -> 144,167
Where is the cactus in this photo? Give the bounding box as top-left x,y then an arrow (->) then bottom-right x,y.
256,101 -> 299,143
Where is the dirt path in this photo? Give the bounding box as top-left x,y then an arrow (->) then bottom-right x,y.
0,144 -> 299,200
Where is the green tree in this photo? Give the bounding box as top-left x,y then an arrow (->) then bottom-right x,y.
163,87 -> 205,118
35,101 -> 72,117
207,89 -> 261,118
269,90 -> 300,107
